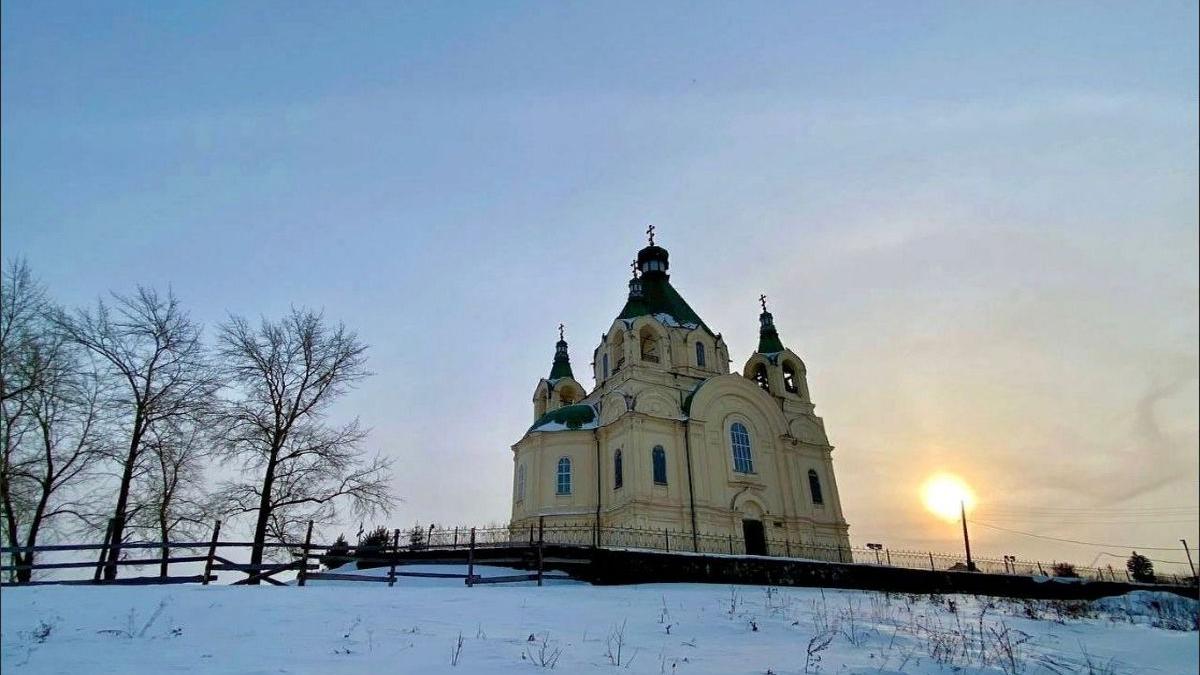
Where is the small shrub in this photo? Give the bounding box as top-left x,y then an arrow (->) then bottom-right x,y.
1051,562 -> 1078,578
320,534 -> 352,570
354,526 -> 392,562
1127,552 -> 1155,583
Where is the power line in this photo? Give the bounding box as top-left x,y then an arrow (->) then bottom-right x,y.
1091,551 -> 1189,566
977,506 -> 1197,515
971,516 -> 1198,525
967,520 -> 1188,551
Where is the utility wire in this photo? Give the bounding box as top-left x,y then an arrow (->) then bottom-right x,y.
977,506 -> 1197,515
967,520 -> 1188,551
1091,551 -> 1189,565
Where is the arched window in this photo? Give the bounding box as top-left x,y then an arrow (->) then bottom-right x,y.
695,342 -> 706,368
517,464 -> 526,502
783,362 -> 799,394
808,469 -> 824,505
652,446 -> 667,485
730,422 -> 754,473
639,328 -> 659,363
613,449 -> 623,489
602,353 -> 609,380
753,364 -> 769,391
556,457 -> 572,495
612,331 -> 625,372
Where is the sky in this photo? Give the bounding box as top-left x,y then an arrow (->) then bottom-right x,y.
3,1 -> 1197,573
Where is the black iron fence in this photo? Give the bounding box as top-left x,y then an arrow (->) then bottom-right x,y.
407,521 -> 1194,586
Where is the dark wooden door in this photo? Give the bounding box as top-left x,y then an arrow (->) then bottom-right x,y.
742,519 -> 766,556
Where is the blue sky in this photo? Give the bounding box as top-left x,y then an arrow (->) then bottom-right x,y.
3,2 -> 1197,570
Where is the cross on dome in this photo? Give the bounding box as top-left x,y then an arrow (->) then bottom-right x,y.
630,259 -> 639,278
646,224 -> 655,246
558,323 -> 565,341
759,294 -> 768,313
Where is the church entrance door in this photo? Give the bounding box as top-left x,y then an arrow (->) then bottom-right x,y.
742,519 -> 766,556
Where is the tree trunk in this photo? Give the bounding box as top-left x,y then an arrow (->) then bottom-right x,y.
158,513 -> 169,578
247,449 -> 279,584
105,417 -> 144,580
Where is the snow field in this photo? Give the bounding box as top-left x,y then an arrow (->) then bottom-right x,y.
2,566 -> 1196,674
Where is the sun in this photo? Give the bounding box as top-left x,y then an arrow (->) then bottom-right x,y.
921,473 -> 976,521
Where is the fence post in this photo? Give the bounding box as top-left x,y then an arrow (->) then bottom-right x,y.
160,536 -> 171,578
536,523 -> 544,587
93,518 -> 116,583
885,549 -> 892,566
529,524 -> 535,545
928,552 -> 935,571
664,529 -> 670,553
1037,562 -> 1045,576
785,539 -> 791,558
728,533 -> 734,555
388,528 -> 401,587
466,528 -> 476,587
202,519 -> 222,586
453,527 -> 458,548
297,520 -> 314,587
538,516 -> 545,544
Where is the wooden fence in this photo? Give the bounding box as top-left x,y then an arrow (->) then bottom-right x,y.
0,518 -> 567,588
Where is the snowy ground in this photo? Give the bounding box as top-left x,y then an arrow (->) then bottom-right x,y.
2,564 -> 1196,674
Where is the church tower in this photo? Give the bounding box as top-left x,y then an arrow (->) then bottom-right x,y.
532,325 -> 588,421
511,229 -> 851,558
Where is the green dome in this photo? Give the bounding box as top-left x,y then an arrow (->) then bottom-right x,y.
529,403 -> 597,432
618,244 -> 712,333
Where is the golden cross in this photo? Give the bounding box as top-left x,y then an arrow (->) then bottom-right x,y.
558,323 -> 564,341
646,224 -> 655,246
759,294 -> 768,312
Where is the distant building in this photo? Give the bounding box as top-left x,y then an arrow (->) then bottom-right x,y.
510,233 -> 851,555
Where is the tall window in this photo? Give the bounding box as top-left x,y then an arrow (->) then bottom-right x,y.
517,464 -> 526,502
602,353 -> 609,380
753,364 -> 769,391
556,457 -> 572,495
808,469 -> 824,505
613,449 -> 623,489
730,422 -> 754,473
652,446 -> 667,484
783,362 -> 799,394
695,342 -> 706,368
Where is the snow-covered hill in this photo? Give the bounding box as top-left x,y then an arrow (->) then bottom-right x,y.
2,565 -> 1196,674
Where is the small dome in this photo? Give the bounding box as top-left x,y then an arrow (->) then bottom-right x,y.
529,403 -> 597,432
636,245 -> 669,276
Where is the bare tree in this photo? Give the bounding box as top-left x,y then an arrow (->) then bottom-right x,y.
52,287 -> 218,579
1,259 -> 49,404
216,308 -> 393,577
1,262 -> 107,582
128,415 -> 215,576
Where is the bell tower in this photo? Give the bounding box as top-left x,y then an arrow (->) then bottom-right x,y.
532,324 -> 588,420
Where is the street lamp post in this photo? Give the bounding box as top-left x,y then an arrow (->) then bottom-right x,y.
866,542 -> 883,565
960,500 -> 976,572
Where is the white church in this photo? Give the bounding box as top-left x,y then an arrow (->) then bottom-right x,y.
510,231 -> 851,556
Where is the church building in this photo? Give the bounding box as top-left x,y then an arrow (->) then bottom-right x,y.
510,231 -> 851,556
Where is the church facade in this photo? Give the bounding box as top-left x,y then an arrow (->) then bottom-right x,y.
510,235 -> 851,556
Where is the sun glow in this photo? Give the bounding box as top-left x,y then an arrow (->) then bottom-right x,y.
921,473 -> 976,521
